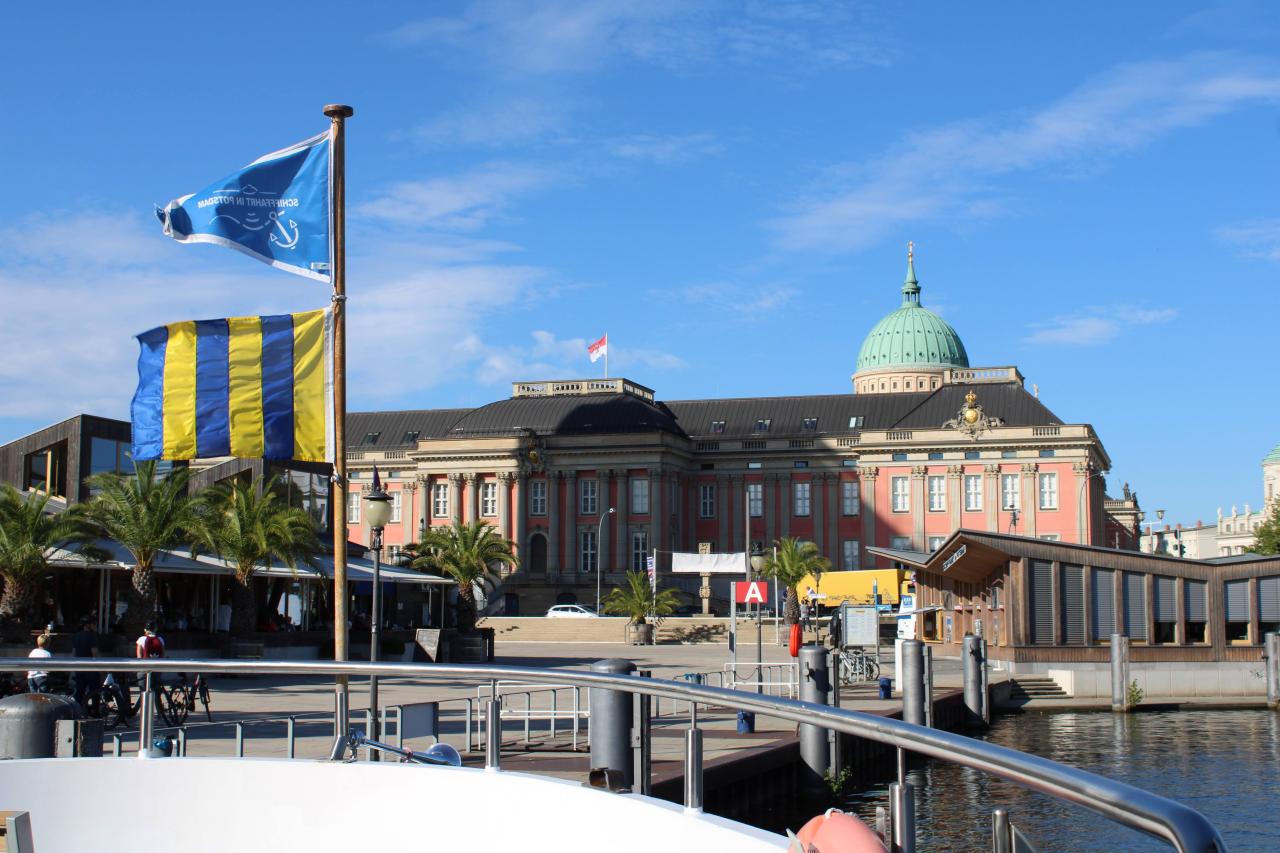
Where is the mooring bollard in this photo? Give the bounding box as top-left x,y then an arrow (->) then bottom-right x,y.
684,727 -> 704,812
590,659 -> 635,788
922,645 -> 933,729
900,639 -> 925,727
1111,633 -> 1131,712
1266,633 -> 1280,711
962,634 -> 986,729
485,698 -> 501,770
798,645 -> 831,794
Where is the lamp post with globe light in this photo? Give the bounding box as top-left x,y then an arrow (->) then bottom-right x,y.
362,467 -> 395,758
596,507 -> 615,614
750,542 -> 767,694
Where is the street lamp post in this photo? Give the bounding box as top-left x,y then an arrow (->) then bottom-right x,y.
596,507 -> 615,614
749,542 -> 766,694
1077,469 -> 1106,544
363,467 -> 394,760
1145,509 -> 1166,554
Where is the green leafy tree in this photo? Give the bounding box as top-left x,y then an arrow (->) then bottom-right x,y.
761,537 -> 830,626
84,462 -> 196,635
189,476 -> 321,635
602,570 -> 682,625
0,486 -> 103,634
1250,500 -> 1280,556
405,520 -> 517,633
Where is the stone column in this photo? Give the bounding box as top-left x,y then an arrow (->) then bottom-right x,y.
910,465 -> 927,551
860,467 -> 877,568
947,465 -> 964,533
984,465 -> 999,533
812,474 -> 825,557
730,474 -> 744,554
564,471 -> 578,573
764,474 -> 776,548
514,472 -> 527,568
717,475 -> 729,552
653,471 -> 666,570
464,473 -> 480,524
448,474 -> 462,524
616,469 -> 629,572
827,475 -> 839,564
547,472 -> 561,574
783,474 -> 794,540
416,476 -> 429,534
498,472 -> 512,543
1021,463 -> 1038,538
1073,462 -> 1091,545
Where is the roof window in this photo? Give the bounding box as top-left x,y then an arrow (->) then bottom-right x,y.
753,419 -> 771,433
709,420 -> 726,434
403,430 -> 420,444
801,418 -> 818,431
362,432 -> 381,446
848,416 -> 864,429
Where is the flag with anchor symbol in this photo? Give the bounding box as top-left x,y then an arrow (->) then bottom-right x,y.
157,130 -> 332,282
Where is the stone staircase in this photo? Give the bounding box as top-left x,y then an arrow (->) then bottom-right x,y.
1008,676 -> 1070,701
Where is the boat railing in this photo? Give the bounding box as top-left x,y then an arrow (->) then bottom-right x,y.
0,657 -> 1226,853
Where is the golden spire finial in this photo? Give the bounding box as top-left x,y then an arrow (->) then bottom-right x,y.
907,240 -> 914,262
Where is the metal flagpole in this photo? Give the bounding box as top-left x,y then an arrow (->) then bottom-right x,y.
604,334 -> 608,379
324,103 -> 354,738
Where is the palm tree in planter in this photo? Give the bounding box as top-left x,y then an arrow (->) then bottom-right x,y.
405,520 -> 517,634
84,462 -> 197,636
189,477 -> 321,636
0,486 -> 104,637
602,570 -> 681,644
761,537 -> 830,626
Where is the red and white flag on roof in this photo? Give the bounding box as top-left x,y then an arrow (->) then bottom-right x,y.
587,333 -> 608,363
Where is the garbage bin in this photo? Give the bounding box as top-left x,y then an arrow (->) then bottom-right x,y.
148,736 -> 174,758
736,711 -> 755,734
878,677 -> 893,700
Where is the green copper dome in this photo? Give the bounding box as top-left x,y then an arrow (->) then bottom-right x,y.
1265,442 -> 1280,464
855,251 -> 969,372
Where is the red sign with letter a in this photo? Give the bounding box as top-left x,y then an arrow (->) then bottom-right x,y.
733,581 -> 769,604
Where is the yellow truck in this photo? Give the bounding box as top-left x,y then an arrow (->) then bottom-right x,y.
796,569 -> 912,611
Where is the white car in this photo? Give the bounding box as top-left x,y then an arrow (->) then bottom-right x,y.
545,604 -> 599,618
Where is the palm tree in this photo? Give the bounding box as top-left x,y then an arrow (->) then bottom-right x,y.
602,570 -> 681,624
761,537 -> 830,626
83,461 -> 196,636
405,520 -> 517,633
189,477 -> 321,636
0,486 -> 103,635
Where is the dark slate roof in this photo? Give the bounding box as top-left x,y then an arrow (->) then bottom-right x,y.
889,383 -> 1062,429
347,409 -> 473,449
666,382 -> 1061,438
446,394 -> 686,437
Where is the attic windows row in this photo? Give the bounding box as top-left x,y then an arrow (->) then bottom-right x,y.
706,416 -> 833,434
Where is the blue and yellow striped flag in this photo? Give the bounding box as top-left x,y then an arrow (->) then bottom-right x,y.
130,309 -> 333,462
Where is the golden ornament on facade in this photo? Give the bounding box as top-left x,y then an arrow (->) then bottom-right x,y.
963,407 -> 980,424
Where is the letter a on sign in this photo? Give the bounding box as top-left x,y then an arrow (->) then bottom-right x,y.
734,581 -> 769,604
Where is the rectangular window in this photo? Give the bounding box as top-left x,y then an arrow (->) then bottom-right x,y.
1060,564 -> 1085,645
390,491 -> 402,524
1153,576 -> 1176,644
1030,560 -> 1053,645
794,461 -> 808,469
964,451 -> 980,460
841,481 -> 860,515
1038,534 -> 1060,541
580,530 -> 597,574
481,482 -> 497,517
892,452 -> 908,462
1000,474 -> 1020,510
347,492 -> 360,524
927,535 -> 945,552
402,430 -> 420,444
432,483 -> 449,518
1038,473 -> 1058,510
631,529 -> 649,572
927,475 -> 945,511
1123,572 -> 1147,641
842,540 -> 860,571
964,475 -> 982,511
362,432 -> 381,446
1185,579 -> 1207,643
699,484 -> 716,518
1225,580 -> 1250,642
530,480 -> 547,516
1039,449 -> 1056,458
1092,568 -> 1115,642
1259,576 -> 1280,637
709,420 -> 726,434
580,479 -> 598,515
927,452 -> 944,461
747,483 -> 763,517
630,478 -> 650,514
890,536 -> 911,550
891,477 -> 909,512
753,418 -> 771,432
801,418 -> 818,431
848,416 -> 864,429
793,482 -> 811,517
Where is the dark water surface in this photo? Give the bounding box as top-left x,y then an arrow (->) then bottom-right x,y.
840,710 -> 1280,852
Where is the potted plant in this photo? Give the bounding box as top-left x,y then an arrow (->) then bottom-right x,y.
602,571 -> 680,645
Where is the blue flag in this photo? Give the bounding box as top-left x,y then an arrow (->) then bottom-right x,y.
157,131 -> 331,282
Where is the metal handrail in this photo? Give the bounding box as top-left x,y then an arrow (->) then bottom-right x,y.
0,657 -> 1225,853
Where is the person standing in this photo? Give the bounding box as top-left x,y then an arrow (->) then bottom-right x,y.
71,620 -> 100,709
27,634 -> 52,693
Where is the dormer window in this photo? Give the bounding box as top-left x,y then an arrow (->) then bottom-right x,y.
848,416 -> 865,429
753,419 -> 771,433
801,418 -> 818,431
709,420 -> 726,434
403,430 -> 420,444
362,432 -> 381,446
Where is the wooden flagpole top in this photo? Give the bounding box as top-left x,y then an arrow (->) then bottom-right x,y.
323,104 -> 355,119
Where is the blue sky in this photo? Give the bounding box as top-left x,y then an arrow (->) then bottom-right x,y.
1,1 -> 1278,527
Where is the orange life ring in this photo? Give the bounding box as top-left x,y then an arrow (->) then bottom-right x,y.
789,623 -> 802,657
795,809 -> 886,852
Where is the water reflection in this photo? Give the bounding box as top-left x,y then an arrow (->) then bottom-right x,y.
842,710 -> 1280,852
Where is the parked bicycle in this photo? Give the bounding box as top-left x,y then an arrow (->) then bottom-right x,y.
96,673 -> 200,729
164,673 -> 212,725
835,647 -> 880,685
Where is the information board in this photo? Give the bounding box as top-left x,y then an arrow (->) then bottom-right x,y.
841,604 -> 879,647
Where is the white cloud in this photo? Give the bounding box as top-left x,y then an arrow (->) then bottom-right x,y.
402,99 -> 570,149
649,281 -> 799,320
355,163 -> 553,230
1022,306 -> 1177,346
608,133 -> 723,164
1216,219 -> 1280,261
769,54 -> 1280,253
379,0 -> 889,76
